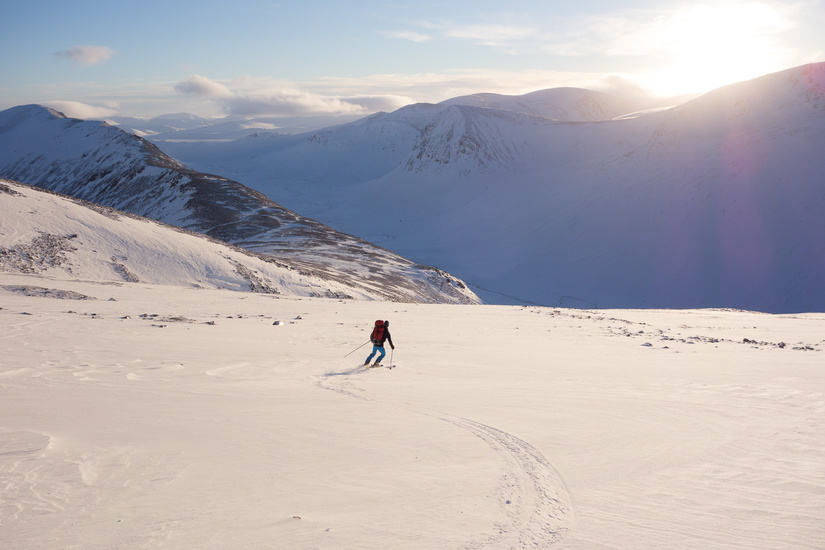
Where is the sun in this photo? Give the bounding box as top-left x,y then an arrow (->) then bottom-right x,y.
645,3 -> 793,96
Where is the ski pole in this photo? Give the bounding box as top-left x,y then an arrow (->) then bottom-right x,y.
390,347 -> 394,367
344,340 -> 370,357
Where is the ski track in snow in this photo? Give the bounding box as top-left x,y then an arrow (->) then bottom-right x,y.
317,373 -> 573,548
442,416 -> 573,549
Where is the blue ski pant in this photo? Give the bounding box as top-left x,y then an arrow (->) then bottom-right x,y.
365,345 -> 386,364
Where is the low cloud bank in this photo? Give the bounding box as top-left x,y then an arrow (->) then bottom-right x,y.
175,75 -> 410,117
54,45 -> 115,66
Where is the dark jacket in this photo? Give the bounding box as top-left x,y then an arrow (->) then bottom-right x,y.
376,328 -> 394,349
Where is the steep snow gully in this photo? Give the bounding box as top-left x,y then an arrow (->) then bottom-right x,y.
318,370 -> 573,548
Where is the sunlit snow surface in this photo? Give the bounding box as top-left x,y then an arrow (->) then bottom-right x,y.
1,271 -> 823,548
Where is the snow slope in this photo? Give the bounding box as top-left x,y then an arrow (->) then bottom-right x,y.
1,273 -> 823,548
438,87 -> 654,122
160,63 -> 825,313
0,178 -> 394,298
0,107 -> 478,304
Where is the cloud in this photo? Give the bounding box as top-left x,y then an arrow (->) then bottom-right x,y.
381,30 -> 432,43
543,2 -> 799,60
218,91 -> 366,116
174,75 -> 411,116
342,95 -> 411,113
395,19 -> 539,53
398,2 -> 802,63
174,75 -> 234,98
443,23 -> 538,47
44,101 -> 118,119
54,45 -> 115,66
218,91 -> 411,117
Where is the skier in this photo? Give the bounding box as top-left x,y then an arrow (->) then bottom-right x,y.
365,320 -> 394,366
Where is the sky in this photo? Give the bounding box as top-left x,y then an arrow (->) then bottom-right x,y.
1,0 -> 823,119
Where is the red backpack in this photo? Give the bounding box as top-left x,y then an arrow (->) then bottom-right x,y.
370,320 -> 386,344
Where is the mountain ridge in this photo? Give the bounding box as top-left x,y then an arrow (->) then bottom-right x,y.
3,63 -> 823,311
0,178 -> 379,298
0,106 -> 479,304
155,63 -> 825,313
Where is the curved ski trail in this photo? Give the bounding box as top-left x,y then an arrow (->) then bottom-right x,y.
442,416 -> 573,548
317,374 -> 573,548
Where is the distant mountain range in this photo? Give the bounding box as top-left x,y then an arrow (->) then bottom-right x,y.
2,63 -> 823,311
108,112 -> 364,142
0,106 -> 478,304
156,63 -> 825,313
105,88 -> 691,143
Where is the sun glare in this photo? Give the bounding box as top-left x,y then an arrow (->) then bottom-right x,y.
646,3 -> 792,96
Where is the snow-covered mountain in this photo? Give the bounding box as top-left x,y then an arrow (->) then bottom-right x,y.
107,88 -> 653,143
159,63 -> 825,313
439,87 -> 655,122
0,107 -> 478,304
0,178 -> 383,298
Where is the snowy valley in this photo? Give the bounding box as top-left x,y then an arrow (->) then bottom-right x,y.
1,63 -> 824,550
157,63 -> 825,312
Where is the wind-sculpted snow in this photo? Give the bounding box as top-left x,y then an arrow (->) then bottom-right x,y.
0,107 -> 479,304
